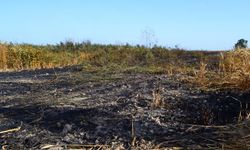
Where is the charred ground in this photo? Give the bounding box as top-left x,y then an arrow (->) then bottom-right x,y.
0,66 -> 249,149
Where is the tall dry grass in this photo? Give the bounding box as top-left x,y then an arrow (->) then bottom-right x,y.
191,49 -> 250,92
0,42 -> 216,76
0,44 -> 8,70
219,49 -> 250,91
0,44 -> 90,71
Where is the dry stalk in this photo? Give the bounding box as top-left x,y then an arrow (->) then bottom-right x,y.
152,89 -> 162,108
40,144 -> 110,150
152,83 -> 164,108
29,108 -> 44,124
0,122 -> 22,134
0,44 -> 8,70
131,114 -> 136,147
196,62 -> 208,85
0,127 -> 21,134
201,106 -> 213,125
230,96 -> 243,123
165,64 -> 173,75
246,113 -> 250,120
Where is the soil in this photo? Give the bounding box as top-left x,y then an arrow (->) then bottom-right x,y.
0,66 -> 250,149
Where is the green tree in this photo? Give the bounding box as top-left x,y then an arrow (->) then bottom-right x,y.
234,39 -> 248,49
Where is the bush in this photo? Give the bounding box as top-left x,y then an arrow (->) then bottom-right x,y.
234,39 -> 248,49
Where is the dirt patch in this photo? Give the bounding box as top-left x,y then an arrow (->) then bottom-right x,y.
0,66 -> 250,149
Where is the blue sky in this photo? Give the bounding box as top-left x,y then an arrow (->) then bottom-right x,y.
0,0 -> 249,50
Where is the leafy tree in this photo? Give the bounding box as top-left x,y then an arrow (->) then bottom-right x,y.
234,39 -> 248,49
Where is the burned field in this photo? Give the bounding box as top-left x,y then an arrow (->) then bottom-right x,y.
0,66 -> 250,149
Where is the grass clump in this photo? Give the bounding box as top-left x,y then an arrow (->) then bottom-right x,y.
189,49 -> 250,92
0,43 -> 90,71
219,49 -> 250,91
